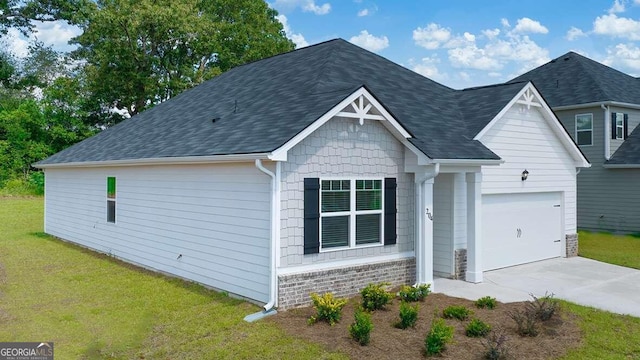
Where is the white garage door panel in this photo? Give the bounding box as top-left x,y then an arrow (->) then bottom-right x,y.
483,192 -> 562,271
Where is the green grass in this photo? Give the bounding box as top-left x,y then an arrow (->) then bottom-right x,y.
0,197 -> 346,359
578,231 -> 640,270
560,301 -> 640,360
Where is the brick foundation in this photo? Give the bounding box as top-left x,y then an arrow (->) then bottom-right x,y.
454,248 -> 467,280
566,233 -> 578,257
277,258 -> 416,309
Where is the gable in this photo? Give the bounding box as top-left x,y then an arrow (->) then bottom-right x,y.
475,84 -> 589,168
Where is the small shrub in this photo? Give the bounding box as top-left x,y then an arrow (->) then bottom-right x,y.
466,318 -> 492,337
360,282 -> 393,311
395,301 -> 418,329
482,328 -> 511,360
442,305 -> 472,320
527,292 -> 558,321
425,317 -> 454,356
398,284 -> 431,302
475,296 -> 497,309
508,308 -> 538,337
28,171 -> 45,195
308,292 -> 347,326
0,178 -> 38,196
349,308 -> 373,346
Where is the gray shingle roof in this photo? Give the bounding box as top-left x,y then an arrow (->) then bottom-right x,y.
607,125 -> 640,165
38,39 -> 530,166
510,51 -> 640,107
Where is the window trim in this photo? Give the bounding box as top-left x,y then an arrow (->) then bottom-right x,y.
107,176 -> 116,224
615,113 -> 625,140
575,113 -> 593,146
319,177 -> 385,252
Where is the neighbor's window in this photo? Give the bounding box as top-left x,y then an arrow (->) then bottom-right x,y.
320,179 -> 383,250
107,177 -> 116,223
575,114 -> 593,146
615,113 -> 625,139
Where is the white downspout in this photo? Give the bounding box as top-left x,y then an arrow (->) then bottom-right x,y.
414,163 -> 440,287
602,104 -> 611,160
254,159 -> 280,311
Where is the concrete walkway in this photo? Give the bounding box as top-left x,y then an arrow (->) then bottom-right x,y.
434,257 -> 640,317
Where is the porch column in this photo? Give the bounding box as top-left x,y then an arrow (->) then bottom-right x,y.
465,172 -> 483,283
421,178 -> 435,286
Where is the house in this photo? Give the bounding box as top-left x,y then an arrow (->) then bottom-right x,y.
511,52 -> 640,233
34,39 -> 589,310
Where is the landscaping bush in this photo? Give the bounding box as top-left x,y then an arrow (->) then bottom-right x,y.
425,317 -> 454,356
475,296 -> 497,309
442,305 -> 472,320
28,172 -> 45,195
349,308 -> 373,346
360,282 -> 393,311
482,328 -> 511,360
308,292 -> 347,326
395,301 -> 418,329
466,318 -> 492,337
527,292 -> 558,321
398,284 -> 431,302
508,308 -> 538,337
0,177 -> 39,196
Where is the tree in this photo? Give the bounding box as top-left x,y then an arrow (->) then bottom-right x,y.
0,0 -> 94,35
71,0 -> 294,121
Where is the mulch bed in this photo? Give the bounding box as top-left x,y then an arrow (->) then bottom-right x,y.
269,293 -> 582,359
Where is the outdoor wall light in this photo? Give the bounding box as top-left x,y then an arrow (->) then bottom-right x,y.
521,169 -> 529,181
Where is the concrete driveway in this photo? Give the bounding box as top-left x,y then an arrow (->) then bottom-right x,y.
434,257 -> 640,317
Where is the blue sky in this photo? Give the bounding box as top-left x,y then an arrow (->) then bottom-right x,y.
272,0 -> 640,88
3,0 -> 640,89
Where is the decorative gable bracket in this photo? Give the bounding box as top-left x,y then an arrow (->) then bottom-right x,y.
516,88 -> 542,111
336,94 -> 386,125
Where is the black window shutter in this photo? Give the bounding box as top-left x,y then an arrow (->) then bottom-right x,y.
624,114 -> 629,139
611,112 -> 617,139
303,178 -> 320,254
384,177 -> 397,245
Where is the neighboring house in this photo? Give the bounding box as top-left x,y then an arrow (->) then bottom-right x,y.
511,52 -> 640,233
35,39 -> 589,309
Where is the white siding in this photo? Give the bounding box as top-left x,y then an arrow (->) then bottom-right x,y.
479,105 -> 578,237
279,117 -> 414,268
45,163 -> 271,303
433,174 -> 453,276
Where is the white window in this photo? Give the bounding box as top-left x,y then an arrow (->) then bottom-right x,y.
615,113 -> 625,139
575,114 -> 593,146
320,179 -> 383,250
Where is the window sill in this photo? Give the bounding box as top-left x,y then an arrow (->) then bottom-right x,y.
319,242 -> 385,253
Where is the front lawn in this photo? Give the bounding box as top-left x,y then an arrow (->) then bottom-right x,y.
579,231 -> 640,270
2,197 -> 640,359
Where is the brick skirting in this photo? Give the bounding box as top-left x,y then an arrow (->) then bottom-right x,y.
278,258 -> 416,309
566,233 -> 578,257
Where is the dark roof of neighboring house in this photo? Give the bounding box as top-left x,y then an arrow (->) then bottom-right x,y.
510,51 -> 640,108
607,125 -> 640,165
38,39 -> 530,165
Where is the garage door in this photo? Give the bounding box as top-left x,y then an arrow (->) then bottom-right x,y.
483,192 -> 562,271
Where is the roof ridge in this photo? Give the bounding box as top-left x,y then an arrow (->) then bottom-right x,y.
462,80 -> 528,92
570,52 -> 613,101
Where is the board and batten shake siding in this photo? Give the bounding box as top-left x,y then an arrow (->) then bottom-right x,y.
279,117 -> 415,268
45,163 -> 272,303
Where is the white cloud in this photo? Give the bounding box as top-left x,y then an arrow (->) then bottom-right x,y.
413,23 -> 451,49
501,18 -> 511,28
482,28 -> 500,40
32,21 -> 81,47
357,9 -> 369,16
276,14 -> 309,48
272,0 -> 331,15
3,29 -> 30,58
566,26 -> 587,41
449,44 -> 502,71
603,43 -> 640,71
487,72 -> 502,77
593,14 -> 640,40
349,30 -> 389,52
609,0 -> 626,13
458,71 -> 470,82
410,55 -> 448,82
513,17 -> 549,34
